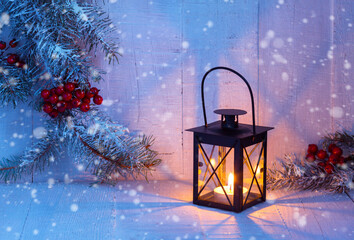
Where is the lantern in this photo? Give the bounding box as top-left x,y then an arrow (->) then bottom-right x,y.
187,67 -> 273,212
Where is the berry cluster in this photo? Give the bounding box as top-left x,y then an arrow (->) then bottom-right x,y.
306,143 -> 347,174
0,39 -> 26,68
41,82 -> 103,118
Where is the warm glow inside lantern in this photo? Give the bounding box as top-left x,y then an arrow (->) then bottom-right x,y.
187,67 -> 273,212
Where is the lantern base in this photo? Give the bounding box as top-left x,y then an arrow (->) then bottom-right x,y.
195,191 -> 264,212
197,190 -> 261,208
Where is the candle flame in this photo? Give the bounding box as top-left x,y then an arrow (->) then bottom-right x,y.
228,173 -> 234,191
210,158 -> 215,167
256,167 -> 260,177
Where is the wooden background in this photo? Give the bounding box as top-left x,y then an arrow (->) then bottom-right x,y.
0,0 -> 353,181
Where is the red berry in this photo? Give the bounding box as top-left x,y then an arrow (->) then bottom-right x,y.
9,39 -> 18,48
66,101 -> 73,110
0,41 -> 6,50
93,95 -> 103,105
71,98 -> 81,108
57,101 -> 67,112
306,153 -> 316,162
55,86 -> 65,95
89,87 -> 99,96
80,102 -> 90,112
316,150 -> 328,160
82,97 -> 90,104
48,94 -> 59,104
49,109 -> 59,118
73,80 -> 79,88
307,144 -> 318,154
317,162 -> 325,168
42,103 -> 53,113
332,147 -> 343,157
85,91 -> 94,99
7,54 -> 19,64
324,164 -> 334,174
41,89 -> 51,99
50,88 -> 57,95
338,156 -> 345,164
328,143 -> 337,153
64,82 -> 76,92
62,92 -> 72,102
75,89 -> 85,99
328,154 -> 338,164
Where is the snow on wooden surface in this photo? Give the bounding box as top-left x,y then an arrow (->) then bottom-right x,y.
0,181 -> 353,240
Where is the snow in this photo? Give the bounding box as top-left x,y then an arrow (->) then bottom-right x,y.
344,60 -> 351,69
181,41 -> 189,49
70,203 -> 79,212
0,181 -> 352,240
33,127 -> 47,139
329,106 -> 344,118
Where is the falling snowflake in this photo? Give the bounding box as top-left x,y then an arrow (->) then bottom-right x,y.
31,189 -> 37,198
70,203 -> 79,212
80,13 -> 88,21
329,107 -> 344,118
272,53 -> 287,64
172,215 -> 180,222
273,38 -> 284,48
281,72 -> 289,81
129,189 -> 137,196
33,127 -> 48,139
182,41 -> 189,49
48,178 -> 55,188
0,12 -> 10,32
207,21 -> 213,28
344,60 -> 351,69
327,50 -> 333,59
133,198 -> 140,205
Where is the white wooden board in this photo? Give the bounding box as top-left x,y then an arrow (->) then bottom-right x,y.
0,181 -> 353,240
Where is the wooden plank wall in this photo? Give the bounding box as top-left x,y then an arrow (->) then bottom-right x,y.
0,0 -> 352,181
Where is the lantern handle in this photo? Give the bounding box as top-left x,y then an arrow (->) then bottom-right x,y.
201,66 -> 256,135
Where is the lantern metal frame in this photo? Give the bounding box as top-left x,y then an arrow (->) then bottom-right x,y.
187,66 -> 273,213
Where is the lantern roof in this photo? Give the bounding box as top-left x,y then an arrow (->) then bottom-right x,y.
186,121 -> 273,140
213,109 -> 247,116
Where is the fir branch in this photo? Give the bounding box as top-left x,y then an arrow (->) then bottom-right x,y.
0,122 -> 59,182
0,64 -> 35,107
0,0 -> 161,184
267,154 -> 354,193
321,130 -> 354,152
67,110 -> 161,182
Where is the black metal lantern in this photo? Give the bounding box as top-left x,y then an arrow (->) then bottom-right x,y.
187,67 -> 273,213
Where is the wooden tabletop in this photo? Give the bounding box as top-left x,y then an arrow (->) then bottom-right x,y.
0,180 -> 353,240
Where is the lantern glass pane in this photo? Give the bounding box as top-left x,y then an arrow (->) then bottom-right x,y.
197,143 -> 234,206
243,142 -> 264,205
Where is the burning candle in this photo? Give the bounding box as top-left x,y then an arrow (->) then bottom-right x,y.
213,173 -> 248,201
